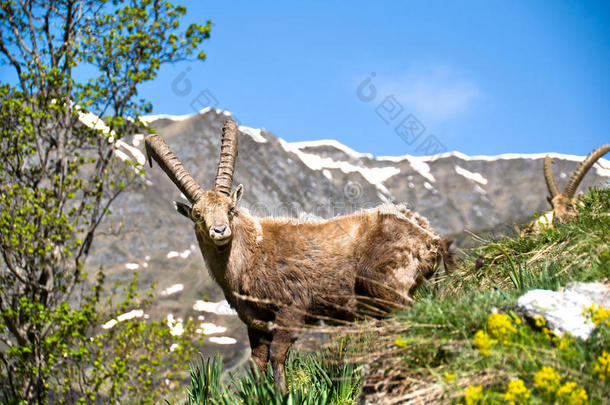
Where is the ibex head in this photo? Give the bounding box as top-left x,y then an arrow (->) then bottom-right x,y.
145,120 -> 244,247
543,144 -> 609,222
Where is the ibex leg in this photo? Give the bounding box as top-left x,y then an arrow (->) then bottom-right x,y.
247,327 -> 270,377
269,328 -> 295,391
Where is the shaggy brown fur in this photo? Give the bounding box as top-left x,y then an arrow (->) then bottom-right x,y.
176,191 -> 453,388
146,121 -> 454,389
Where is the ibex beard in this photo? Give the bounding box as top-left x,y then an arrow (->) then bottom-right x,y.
146,120 -> 455,390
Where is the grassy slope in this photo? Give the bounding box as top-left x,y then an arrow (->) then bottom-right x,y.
179,188 -> 609,404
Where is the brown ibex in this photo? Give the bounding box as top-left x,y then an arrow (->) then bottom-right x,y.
542,144 -> 609,224
145,120 -> 454,388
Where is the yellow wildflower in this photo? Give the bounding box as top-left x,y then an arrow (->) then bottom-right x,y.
582,304 -> 595,317
558,335 -> 573,351
592,307 -> 610,325
444,373 -> 456,382
474,330 -> 493,357
503,379 -> 531,405
534,315 -> 546,327
487,313 -> 517,343
542,327 -> 557,342
534,366 -> 562,395
593,350 -> 610,381
464,384 -> 483,405
556,381 -> 588,405
394,337 -> 408,348
582,303 -> 610,325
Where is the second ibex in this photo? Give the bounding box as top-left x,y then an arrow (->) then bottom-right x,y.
145,120 -> 455,389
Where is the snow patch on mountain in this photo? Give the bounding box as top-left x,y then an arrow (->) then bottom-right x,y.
132,134 -> 144,147
140,112 -> 195,123
455,165 -> 488,185
405,156 -> 436,182
116,139 -> 146,166
381,151 -> 610,177
288,139 -> 373,159
378,155 -> 435,182
279,139 -> 399,196
77,111 -> 113,133
239,125 -> 267,143
77,111 -> 148,169
474,184 -> 487,195
140,107 -> 234,124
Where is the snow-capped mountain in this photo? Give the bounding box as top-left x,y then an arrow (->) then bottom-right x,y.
88,108 -> 609,361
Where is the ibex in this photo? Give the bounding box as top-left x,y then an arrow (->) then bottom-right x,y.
145,120 -> 455,388
541,144 -> 609,224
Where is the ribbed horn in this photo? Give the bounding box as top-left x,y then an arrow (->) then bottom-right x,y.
564,144 -> 610,198
145,133 -> 204,203
543,156 -> 560,199
214,120 -> 239,196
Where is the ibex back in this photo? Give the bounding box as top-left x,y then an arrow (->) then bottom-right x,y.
145,120 -> 455,389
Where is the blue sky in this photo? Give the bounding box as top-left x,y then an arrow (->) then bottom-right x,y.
3,1 -> 609,156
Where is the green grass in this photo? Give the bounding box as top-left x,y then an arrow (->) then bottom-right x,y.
176,188 -> 610,404
175,352 -> 360,405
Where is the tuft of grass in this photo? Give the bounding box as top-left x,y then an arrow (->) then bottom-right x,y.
185,355 -> 223,404
175,351 -> 360,405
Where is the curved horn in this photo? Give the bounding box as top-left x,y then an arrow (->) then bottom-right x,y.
214,120 -> 239,196
564,144 -> 610,198
543,156 -> 560,199
145,133 -> 204,203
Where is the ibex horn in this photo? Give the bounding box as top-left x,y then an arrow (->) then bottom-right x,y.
543,156 -> 560,199
214,120 -> 239,196
145,133 -> 204,204
564,144 -> 610,198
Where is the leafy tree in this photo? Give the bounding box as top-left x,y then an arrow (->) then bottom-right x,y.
0,0 -> 211,402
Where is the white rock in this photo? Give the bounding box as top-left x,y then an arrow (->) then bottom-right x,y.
117,309 -> 144,322
193,300 -> 237,315
195,322 -> 227,335
161,283 -> 184,296
102,319 -> 118,329
208,336 -> 237,345
515,282 -> 610,339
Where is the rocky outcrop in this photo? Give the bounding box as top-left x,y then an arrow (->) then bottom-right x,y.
515,282 -> 610,339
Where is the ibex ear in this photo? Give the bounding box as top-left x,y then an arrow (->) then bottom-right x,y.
231,184 -> 244,205
173,201 -> 192,218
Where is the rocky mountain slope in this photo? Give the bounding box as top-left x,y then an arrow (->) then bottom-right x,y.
87,108 -> 609,360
